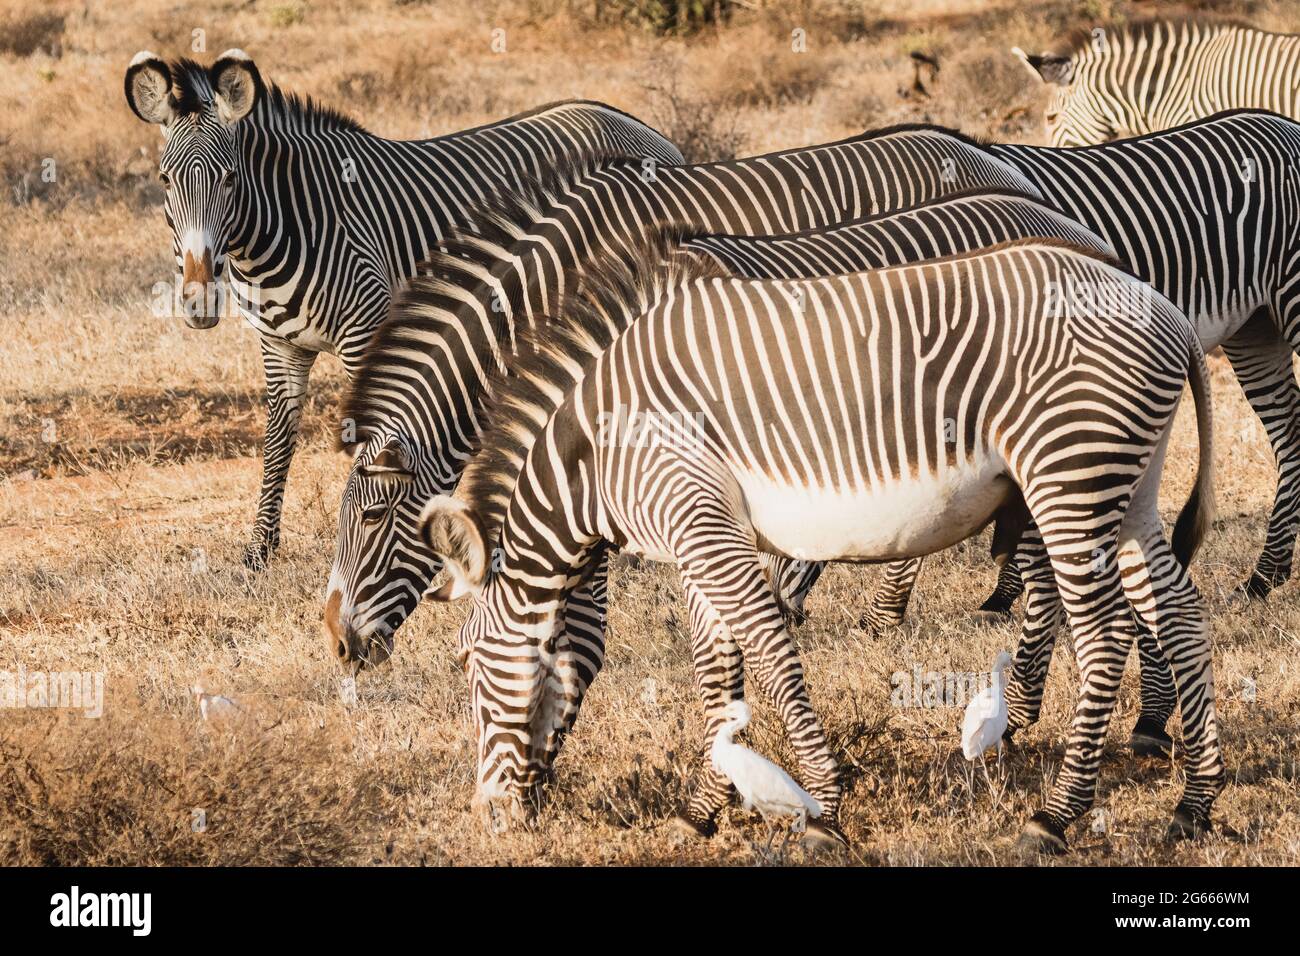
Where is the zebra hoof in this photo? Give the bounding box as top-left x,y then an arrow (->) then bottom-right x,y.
969,608 -> 1012,627
667,813 -> 716,840
782,606 -> 809,629
1016,813 -> 1068,855
1238,572 -> 1276,601
802,820 -> 850,851
242,542 -> 273,571
1130,718 -> 1173,759
856,611 -> 904,633
1166,807 -> 1211,843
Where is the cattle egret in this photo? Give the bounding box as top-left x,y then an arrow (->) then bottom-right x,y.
191,678 -> 242,723
961,650 -> 1012,760
711,700 -> 822,833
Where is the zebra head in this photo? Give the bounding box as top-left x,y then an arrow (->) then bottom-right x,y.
419,495 -> 584,829
125,50 -> 262,329
324,432 -> 439,670
1011,44 -> 1136,147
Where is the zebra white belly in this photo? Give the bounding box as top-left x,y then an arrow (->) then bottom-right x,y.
737,456 -> 1014,562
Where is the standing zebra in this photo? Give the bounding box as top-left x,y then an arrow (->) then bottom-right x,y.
1013,19 -> 1300,145
419,238 -> 1221,853
324,131 -> 1043,669
866,110 -> 1300,752
123,49 -> 682,568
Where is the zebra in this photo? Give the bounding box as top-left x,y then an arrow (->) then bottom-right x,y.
865,109 -> 1300,754
123,49 -> 682,569
391,194 -> 1142,833
1012,19 -> 1300,146
418,237 -> 1221,854
324,130 -> 1045,670
676,188 -> 1115,629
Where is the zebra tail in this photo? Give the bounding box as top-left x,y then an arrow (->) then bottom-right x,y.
1171,332 -> 1215,568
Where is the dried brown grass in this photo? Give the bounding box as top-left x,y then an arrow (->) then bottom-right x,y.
2,0 -> 1299,866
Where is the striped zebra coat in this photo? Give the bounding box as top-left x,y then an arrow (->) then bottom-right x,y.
324,131 -> 1043,670
419,239 -> 1221,854
867,110 -> 1300,752
398,195 -> 1133,833
1014,19 -> 1300,145
124,50 -> 682,568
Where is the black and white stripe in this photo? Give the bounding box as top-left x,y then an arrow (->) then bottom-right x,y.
871,109 -> 1300,748
322,129 -> 1043,668
419,238 -> 1221,853
125,49 -> 682,568
1014,19 -> 1300,145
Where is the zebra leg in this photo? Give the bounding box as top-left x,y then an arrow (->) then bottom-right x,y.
857,557 -> 923,631
245,337 -> 316,570
975,495 -> 1030,618
860,499 -> 1028,631
1018,530 -> 1137,854
674,580 -> 746,838
1002,529 -> 1060,736
1130,623 -> 1178,758
675,528 -> 845,846
555,552 -> 611,742
1006,524 -> 1178,755
1222,310 -> 1300,597
1116,519 -> 1224,840
761,555 -> 825,626
977,559 -> 1024,617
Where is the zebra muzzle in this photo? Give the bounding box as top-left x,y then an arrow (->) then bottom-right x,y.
181,249 -> 220,328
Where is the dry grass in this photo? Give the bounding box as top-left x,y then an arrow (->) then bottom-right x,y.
2,0 -> 1299,866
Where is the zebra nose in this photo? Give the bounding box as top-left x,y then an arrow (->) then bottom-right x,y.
324,591 -> 395,670
323,590 -> 353,665
181,249 -> 218,327
182,248 -> 214,293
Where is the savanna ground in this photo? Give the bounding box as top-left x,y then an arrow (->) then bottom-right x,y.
2,0 -> 1299,866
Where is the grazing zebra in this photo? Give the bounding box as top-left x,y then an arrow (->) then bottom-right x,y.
123,50 -> 682,569
325,130 -> 1044,670
419,238 -> 1221,853
1013,19 -> 1300,145
357,189 -> 1133,825
869,109 -> 1300,753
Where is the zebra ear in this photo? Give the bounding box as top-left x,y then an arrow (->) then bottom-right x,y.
125,52 -> 176,126
419,497 -> 489,601
1011,47 -> 1074,86
360,440 -> 413,481
210,50 -> 262,126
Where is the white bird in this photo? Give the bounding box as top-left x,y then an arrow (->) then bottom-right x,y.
191,678 -> 242,723
962,650 -> 1012,760
711,700 -> 822,833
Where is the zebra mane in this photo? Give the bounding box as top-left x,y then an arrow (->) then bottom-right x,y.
339,148 -> 652,450
458,225 -> 727,543
164,57 -> 365,133
666,186 -> 1038,245
1060,17 -> 1267,59
895,235 -> 1126,273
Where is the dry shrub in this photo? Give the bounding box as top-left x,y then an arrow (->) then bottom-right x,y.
641,55 -> 748,163
723,47 -> 831,107
0,11 -> 64,57
0,697 -> 391,865
333,49 -> 502,128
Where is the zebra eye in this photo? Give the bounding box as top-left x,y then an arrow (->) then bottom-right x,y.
361,505 -> 388,525
222,170 -> 236,189
158,171 -> 171,188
